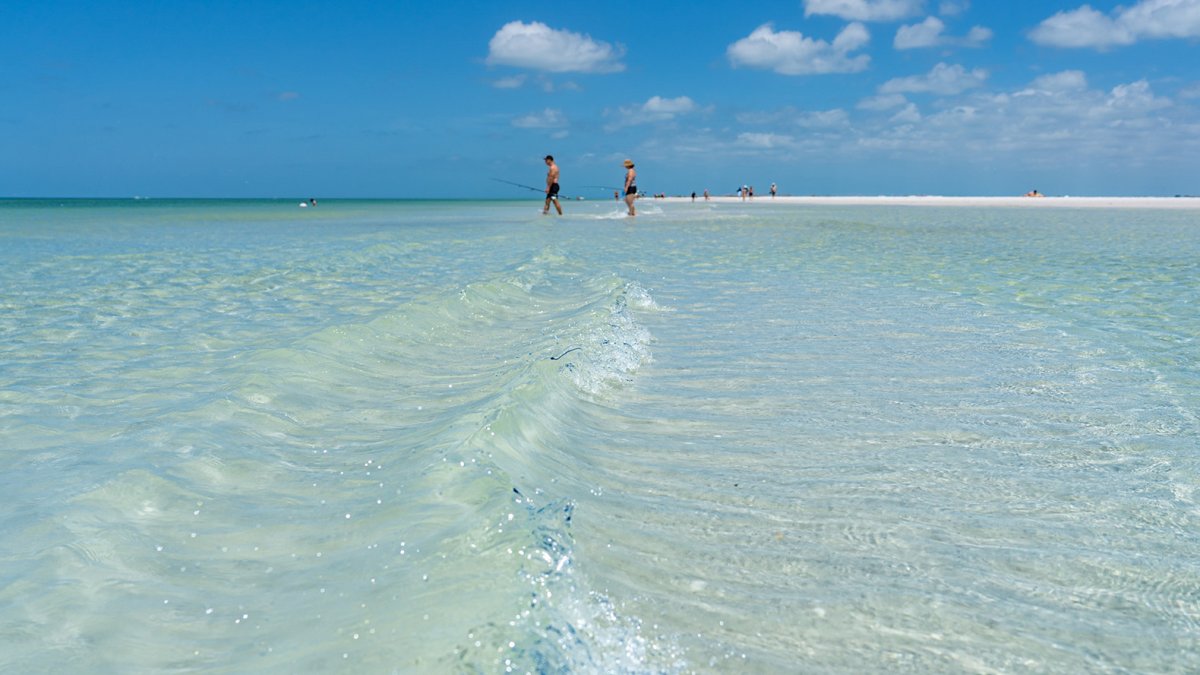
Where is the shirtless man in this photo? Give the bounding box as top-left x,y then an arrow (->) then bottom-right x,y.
623,159 -> 637,217
543,155 -> 562,215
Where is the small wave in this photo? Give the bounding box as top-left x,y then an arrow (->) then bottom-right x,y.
449,493 -> 687,674
552,286 -> 655,397
213,248 -> 673,668
10,245 -> 679,672
589,204 -> 666,220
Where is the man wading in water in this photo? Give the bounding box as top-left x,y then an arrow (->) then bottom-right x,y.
543,155 -> 562,215
623,159 -> 637,217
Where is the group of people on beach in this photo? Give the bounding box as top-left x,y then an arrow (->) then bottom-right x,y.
735,183 -> 778,200
543,155 -> 638,217
538,163 -> 1062,206
540,155 -> 787,215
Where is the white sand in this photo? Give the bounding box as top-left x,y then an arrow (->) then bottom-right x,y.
655,195 -> 1200,209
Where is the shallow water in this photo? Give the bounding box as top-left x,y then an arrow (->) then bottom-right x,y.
1,199 -> 1197,673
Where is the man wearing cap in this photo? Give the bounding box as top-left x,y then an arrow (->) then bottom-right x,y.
543,155 -> 562,215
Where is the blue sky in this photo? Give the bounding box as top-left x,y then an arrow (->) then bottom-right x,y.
4,0 -> 1200,197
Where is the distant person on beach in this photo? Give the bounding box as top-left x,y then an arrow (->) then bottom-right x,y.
1025,189 -> 1044,197
543,155 -> 562,215
703,189 -> 710,201
623,159 -> 637,217
770,183 -> 777,198
691,191 -> 696,202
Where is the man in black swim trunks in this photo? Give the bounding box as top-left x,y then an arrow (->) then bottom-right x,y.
543,155 -> 562,215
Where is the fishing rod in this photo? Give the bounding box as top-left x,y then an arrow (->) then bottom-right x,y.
490,177 -> 585,201
491,177 -> 543,193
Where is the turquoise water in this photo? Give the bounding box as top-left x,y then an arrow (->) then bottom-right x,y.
1,199 -> 1197,673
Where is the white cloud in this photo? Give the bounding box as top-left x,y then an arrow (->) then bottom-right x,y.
1106,80 -> 1172,112
862,74 -> 1182,162
512,108 -> 567,128
858,92 -> 909,110
939,0 -> 969,16
1120,0 -> 1200,39
895,16 -> 945,48
880,62 -> 987,95
1180,82 -> 1200,99
736,107 -> 851,128
799,109 -> 852,127
727,23 -> 871,75
608,96 -> 702,129
1029,6 -> 1134,48
492,75 -> 527,89
1022,70 -> 1089,94
649,71 -> 1198,184
804,0 -> 924,21
894,16 -> 992,48
737,132 -> 797,149
643,95 -> 698,116
486,21 -> 625,73
964,26 -> 993,44
890,102 -> 923,123
1030,0 -> 1200,49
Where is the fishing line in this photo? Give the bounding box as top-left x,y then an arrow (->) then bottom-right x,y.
491,177 -> 545,193
491,177 -> 580,201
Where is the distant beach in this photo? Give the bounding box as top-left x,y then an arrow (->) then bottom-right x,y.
656,195 -> 1200,209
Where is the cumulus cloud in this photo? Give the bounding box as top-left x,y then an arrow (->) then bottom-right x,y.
965,26 -> 993,44
895,16 -> 946,47
880,62 -> 987,95
727,23 -> 871,75
492,75 -> 527,89
1030,0 -> 1200,49
890,102 -> 923,123
798,109 -> 852,127
738,132 -> 797,149
858,92 -> 909,110
866,74 -> 1180,160
643,95 -> 699,116
939,0 -> 969,16
512,108 -> 567,128
663,69 -> 1196,184
804,0 -> 924,21
895,16 -> 992,48
608,96 -> 702,129
737,107 -> 851,127
1029,6 -> 1135,48
486,21 -> 625,73
1021,70 -> 1089,94
1106,80 -> 1173,112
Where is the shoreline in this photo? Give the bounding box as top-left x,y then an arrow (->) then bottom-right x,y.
652,195 -> 1200,209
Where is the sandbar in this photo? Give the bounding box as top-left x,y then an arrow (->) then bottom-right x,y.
655,195 -> 1200,209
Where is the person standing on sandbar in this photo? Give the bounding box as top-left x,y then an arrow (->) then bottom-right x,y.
623,159 -> 637,217
543,155 -> 562,215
